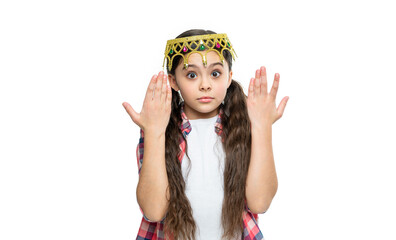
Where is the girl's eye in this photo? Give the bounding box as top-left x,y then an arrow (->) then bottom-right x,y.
211,71 -> 221,78
187,72 -> 197,79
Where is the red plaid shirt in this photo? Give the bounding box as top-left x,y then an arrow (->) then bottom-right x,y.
136,102 -> 265,240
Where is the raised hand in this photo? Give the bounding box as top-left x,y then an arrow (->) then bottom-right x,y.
122,71 -> 172,134
247,66 -> 289,127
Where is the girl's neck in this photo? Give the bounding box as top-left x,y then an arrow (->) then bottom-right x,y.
182,102 -> 220,120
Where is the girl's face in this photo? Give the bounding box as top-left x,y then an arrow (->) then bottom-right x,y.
168,51 -> 233,120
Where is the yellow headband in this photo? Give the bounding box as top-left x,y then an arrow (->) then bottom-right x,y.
163,33 -> 237,72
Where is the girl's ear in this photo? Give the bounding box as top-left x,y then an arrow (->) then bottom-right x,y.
227,70 -> 233,88
168,74 -> 180,91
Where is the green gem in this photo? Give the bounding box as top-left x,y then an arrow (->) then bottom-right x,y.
199,44 -> 205,50
169,49 -> 173,54
227,42 -> 230,47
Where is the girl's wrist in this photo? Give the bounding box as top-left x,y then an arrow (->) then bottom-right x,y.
251,122 -> 272,131
143,128 -> 166,138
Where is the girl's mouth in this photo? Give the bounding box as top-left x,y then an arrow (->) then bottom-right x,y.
198,98 -> 213,103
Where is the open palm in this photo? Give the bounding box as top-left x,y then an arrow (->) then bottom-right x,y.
247,66 -> 289,128
122,71 -> 172,134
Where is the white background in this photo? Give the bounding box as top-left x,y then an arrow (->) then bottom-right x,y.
1,0 -> 395,239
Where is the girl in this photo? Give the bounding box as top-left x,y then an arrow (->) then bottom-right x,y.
122,29 -> 289,240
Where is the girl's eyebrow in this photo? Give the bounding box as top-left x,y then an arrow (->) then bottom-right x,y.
183,62 -> 223,70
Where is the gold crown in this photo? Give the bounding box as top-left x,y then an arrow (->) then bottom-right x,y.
163,33 -> 237,72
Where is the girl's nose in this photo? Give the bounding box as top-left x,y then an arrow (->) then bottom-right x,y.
199,76 -> 211,91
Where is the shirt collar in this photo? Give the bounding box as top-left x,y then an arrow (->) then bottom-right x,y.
179,101 -> 223,138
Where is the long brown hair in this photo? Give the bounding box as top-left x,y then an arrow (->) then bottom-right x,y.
163,29 -> 252,240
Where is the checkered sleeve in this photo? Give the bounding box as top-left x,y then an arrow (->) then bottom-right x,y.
136,128 -> 145,175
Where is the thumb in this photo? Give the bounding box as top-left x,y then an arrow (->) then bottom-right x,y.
122,102 -> 140,126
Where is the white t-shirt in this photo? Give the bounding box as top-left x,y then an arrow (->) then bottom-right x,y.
181,115 -> 228,240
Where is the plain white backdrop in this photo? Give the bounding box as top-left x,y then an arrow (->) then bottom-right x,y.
1,0 -> 395,239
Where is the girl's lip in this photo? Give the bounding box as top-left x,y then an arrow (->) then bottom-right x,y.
198,98 -> 213,103
198,97 -> 214,99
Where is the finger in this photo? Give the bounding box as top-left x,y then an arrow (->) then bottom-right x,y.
260,66 -> 268,96
160,73 -> 167,103
122,102 -> 140,125
155,71 -> 164,101
254,69 -> 260,96
269,73 -> 280,99
145,74 -> 157,102
277,96 -> 289,119
248,77 -> 254,98
165,83 -> 172,109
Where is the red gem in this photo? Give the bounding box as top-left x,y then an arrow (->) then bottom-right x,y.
183,46 -> 187,52
216,42 -> 220,48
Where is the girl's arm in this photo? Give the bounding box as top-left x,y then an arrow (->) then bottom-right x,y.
136,130 -> 170,222
245,66 -> 287,213
245,123 -> 278,214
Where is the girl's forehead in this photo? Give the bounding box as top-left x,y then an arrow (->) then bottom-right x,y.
187,51 -> 221,63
